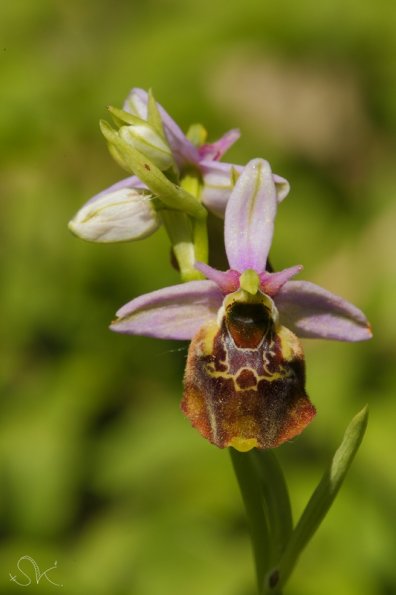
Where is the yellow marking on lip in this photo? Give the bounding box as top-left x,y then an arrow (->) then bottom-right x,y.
278,325 -> 304,362
196,321 -> 219,357
200,321 -> 293,392
205,361 -> 290,392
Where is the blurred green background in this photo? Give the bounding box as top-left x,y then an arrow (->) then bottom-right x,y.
1,0 -> 395,594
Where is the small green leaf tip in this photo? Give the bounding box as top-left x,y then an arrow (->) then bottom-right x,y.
269,405 -> 369,593
330,405 -> 368,484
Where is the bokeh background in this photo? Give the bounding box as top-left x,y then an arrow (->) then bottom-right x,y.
1,1 -> 395,594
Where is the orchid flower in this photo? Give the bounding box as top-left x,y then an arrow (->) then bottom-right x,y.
69,89 -> 290,243
110,159 -> 372,451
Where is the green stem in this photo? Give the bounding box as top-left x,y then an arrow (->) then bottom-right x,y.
252,450 -> 293,565
230,449 -> 271,592
230,448 -> 293,595
192,216 -> 208,264
160,210 -> 203,281
180,169 -> 209,266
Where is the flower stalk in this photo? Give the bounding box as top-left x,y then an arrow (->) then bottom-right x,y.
230,449 -> 273,591
230,448 -> 292,594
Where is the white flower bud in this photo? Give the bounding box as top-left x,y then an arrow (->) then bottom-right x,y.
119,123 -> 173,171
68,188 -> 160,243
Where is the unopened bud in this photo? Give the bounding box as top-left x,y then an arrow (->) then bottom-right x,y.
68,188 -> 160,243
119,123 -> 173,171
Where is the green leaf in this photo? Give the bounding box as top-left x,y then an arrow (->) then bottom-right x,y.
270,406 -> 369,593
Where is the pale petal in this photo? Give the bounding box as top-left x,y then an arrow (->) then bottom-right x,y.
201,162 -> 290,218
224,159 -> 277,273
111,280 -> 223,340
123,88 -> 148,119
68,188 -> 160,243
274,280 -> 372,341
198,129 -> 240,160
200,161 -> 243,217
124,88 -> 199,166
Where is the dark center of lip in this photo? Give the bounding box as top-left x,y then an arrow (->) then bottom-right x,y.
226,302 -> 272,348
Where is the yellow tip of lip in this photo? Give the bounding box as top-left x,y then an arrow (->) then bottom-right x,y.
228,437 -> 258,452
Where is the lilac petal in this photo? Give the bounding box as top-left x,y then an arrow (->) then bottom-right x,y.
274,280 -> 372,342
198,129 -> 240,161
195,262 -> 240,293
260,265 -> 303,296
200,161 -> 243,217
124,88 -> 199,166
111,280 -> 223,340
200,162 -> 290,218
224,159 -> 277,273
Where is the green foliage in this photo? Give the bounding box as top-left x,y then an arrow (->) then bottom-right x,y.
1,0 -> 395,593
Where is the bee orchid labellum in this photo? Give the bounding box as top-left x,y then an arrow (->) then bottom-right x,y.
182,289 -> 315,451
